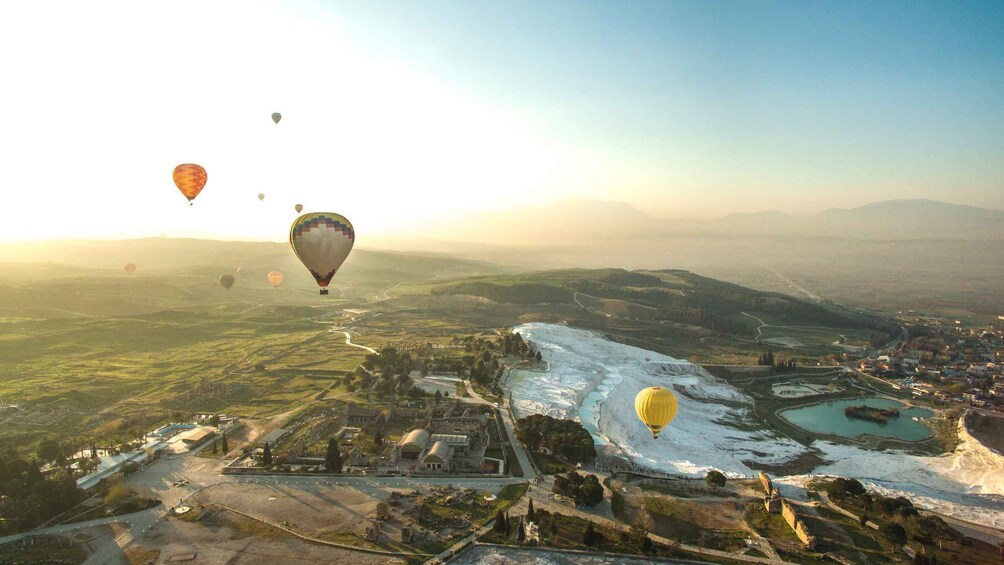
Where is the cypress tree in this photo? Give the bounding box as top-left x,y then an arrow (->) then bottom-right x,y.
262,442 -> 272,466
527,498 -> 535,522
326,438 -> 342,472
221,432 -> 228,454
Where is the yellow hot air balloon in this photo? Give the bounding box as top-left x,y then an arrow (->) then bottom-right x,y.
124,263 -> 136,275
172,164 -> 207,205
634,387 -> 678,439
258,193 -> 265,201
294,204 -> 303,213
289,212 -> 354,296
267,271 -> 283,289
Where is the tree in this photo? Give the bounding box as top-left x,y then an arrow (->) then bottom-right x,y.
326,438 -> 343,473
211,438 -> 218,454
535,351 -> 543,362
434,390 -> 442,400
583,521 -> 597,546
881,522 -> 907,545
527,498 -> 535,523
221,432 -> 228,454
262,442 -> 272,466
104,485 -> 130,506
493,509 -> 506,534
374,429 -> 384,446
517,518 -> 526,542
37,439 -> 62,464
705,470 -> 727,490
641,535 -> 654,554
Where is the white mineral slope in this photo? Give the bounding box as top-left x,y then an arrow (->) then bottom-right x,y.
507,323 -> 809,476
506,323 -> 1004,527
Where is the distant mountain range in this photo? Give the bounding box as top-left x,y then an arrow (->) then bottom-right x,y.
433,198 -> 1004,245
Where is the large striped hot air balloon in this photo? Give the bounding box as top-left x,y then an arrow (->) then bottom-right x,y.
172,164 -> 207,205
289,212 -> 354,296
635,387 -> 678,439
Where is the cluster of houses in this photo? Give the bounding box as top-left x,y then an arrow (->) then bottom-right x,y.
857,320 -> 1004,410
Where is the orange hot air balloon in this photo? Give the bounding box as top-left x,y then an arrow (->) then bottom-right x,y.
294,204 -> 303,213
124,263 -> 136,275
267,271 -> 284,289
173,164 -> 207,205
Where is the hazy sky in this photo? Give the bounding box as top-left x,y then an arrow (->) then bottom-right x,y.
0,1 -> 1001,241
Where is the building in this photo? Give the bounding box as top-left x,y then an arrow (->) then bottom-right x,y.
392,424 -> 489,474
343,404 -> 382,427
398,429 -> 432,460
421,441 -> 453,472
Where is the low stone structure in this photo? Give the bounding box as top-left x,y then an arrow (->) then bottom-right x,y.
764,487 -> 781,513
759,470 -> 773,494
781,499 -> 817,549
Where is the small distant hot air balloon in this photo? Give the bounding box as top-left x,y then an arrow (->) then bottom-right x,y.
290,212 -> 355,296
124,263 -> 136,275
236,266 -> 243,277
219,274 -> 235,290
267,271 -> 284,289
258,193 -> 265,201
294,204 -> 303,213
172,164 -> 207,205
635,387 -> 678,439
271,112 -> 281,124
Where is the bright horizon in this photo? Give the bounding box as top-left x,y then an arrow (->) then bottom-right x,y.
1,1 -> 1002,243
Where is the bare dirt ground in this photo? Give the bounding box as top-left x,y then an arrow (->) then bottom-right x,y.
129,506 -> 404,565
192,482 -> 386,541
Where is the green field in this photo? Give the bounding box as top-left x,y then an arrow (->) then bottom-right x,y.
0,239 -> 897,457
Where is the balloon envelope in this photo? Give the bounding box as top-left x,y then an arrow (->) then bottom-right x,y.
172,164 -> 207,203
271,112 -> 281,124
219,274 -> 235,290
634,387 -> 678,439
289,212 -> 355,292
124,263 -> 136,275
267,271 -> 284,289
294,204 -> 303,213
258,193 -> 265,201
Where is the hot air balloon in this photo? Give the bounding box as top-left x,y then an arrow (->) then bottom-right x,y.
635,387 -> 678,439
267,271 -> 284,289
172,164 -> 207,205
294,204 -> 303,213
124,263 -> 136,275
219,274 -> 235,290
258,193 -> 265,201
271,112 -> 281,124
289,212 -> 354,296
